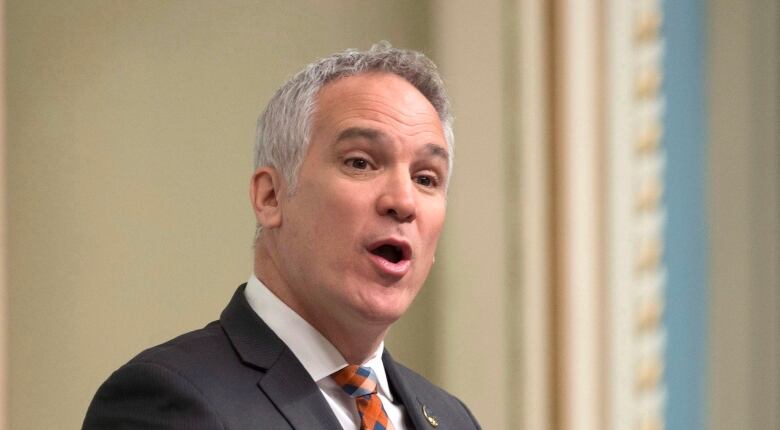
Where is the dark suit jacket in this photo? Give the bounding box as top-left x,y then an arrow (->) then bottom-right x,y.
83,285 -> 481,429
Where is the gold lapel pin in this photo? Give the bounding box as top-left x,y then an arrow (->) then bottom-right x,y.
422,404 -> 439,428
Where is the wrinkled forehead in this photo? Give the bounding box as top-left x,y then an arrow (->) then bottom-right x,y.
311,72 -> 445,140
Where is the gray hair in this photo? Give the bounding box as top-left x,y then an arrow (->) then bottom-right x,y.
253,41 -> 454,192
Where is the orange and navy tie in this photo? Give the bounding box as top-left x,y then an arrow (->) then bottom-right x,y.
332,365 -> 395,430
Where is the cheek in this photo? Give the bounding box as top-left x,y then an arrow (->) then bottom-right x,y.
422,204 -> 447,242
307,188 -> 371,255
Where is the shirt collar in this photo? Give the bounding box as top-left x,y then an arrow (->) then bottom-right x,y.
244,275 -> 393,400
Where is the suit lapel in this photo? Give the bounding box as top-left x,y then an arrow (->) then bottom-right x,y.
383,351 -> 430,430
258,347 -> 343,430
220,285 -> 342,430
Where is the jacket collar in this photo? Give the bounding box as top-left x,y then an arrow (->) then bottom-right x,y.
221,284 -> 437,430
220,284 -> 343,430
384,350 -> 431,430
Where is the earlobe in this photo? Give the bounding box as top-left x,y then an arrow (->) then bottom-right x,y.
250,167 -> 284,229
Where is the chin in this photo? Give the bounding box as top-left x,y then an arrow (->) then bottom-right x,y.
358,307 -> 406,326
354,290 -> 416,324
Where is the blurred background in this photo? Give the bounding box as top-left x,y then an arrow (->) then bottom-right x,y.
1,0 -> 777,429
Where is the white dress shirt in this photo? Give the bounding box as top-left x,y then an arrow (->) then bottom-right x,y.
244,275 -> 410,430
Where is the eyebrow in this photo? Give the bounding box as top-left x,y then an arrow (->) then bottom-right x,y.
336,127 -> 450,163
336,127 -> 389,143
421,142 -> 450,164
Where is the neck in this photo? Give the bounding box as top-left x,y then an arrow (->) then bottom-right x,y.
315,318 -> 388,365
253,247 -> 390,365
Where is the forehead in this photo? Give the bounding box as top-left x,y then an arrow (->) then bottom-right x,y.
312,72 -> 445,139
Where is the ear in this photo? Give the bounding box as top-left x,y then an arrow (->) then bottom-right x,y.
250,167 -> 285,229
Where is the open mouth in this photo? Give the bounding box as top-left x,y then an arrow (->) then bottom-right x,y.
367,239 -> 412,277
370,244 -> 404,264
368,240 -> 411,264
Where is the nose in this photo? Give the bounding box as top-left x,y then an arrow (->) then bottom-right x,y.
376,171 -> 416,223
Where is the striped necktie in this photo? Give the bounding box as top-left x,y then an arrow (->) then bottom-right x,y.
332,365 -> 395,430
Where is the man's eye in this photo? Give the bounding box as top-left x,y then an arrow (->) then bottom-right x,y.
415,175 -> 437,187
346,158 -> 369,169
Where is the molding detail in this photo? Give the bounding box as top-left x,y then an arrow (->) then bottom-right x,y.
606,0 -> 667,429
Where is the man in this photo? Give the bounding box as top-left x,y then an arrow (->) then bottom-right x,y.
83,42 -> 481,430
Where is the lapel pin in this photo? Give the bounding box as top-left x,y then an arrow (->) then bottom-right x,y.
422,404 -> 439,428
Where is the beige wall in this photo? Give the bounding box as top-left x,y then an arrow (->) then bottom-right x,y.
1,1 -> 7,429
6,1 -> 433,428
709,0 -> 780,428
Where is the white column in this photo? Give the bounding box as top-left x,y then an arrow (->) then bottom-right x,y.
553,1 -> 602,429
518,0 -> 553,429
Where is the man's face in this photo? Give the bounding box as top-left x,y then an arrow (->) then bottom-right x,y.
272,72 -> 448,330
